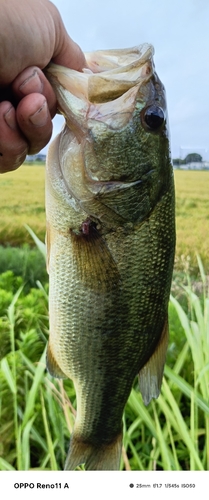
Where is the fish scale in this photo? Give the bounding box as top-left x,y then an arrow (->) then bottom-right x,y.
45,44 -> 175,470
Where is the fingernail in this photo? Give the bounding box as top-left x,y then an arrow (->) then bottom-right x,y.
19,69 -> 43,94
4,106 -> 17,130
29,100 -> 48,127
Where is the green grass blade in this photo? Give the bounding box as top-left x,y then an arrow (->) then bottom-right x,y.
25,224 -> 46,260
190,392 -> 195,470
196,253 -> 206,285
172,341 -> 190,376
152,404 -> 172,470
21,416 -> 36,470
165,366 -> 209,415
160,378 -> 204,470
0,458 -> 16,471
30,426 -> 48,453
22,347 -> 47,427
125,435 -> 145,470
19,351 -> 36,374
128,389 -> 157,439
1,358 -> 16,394
166,419 -> 181,470
7,285 -> 24,325
40,391 -> 58,470
170,295 -> 194,346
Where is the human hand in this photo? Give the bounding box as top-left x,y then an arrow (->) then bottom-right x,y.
0,0 -> 87,173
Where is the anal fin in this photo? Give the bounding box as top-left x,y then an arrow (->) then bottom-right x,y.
46,343 -> 67,379
138,318 -> 168,406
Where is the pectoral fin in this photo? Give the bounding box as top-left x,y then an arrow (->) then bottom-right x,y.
138,318 -> 168,405
70,223 -> 120,293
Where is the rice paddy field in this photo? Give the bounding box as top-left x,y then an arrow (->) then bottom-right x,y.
0,164 -> 209,471
0,165 -> 45,246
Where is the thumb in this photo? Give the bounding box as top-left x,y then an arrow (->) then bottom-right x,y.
50,5 -> 87,71
53,35 -> 87,71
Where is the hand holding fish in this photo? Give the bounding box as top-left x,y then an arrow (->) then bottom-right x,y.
0,0 -> 86,173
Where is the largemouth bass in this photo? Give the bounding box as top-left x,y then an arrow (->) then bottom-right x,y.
45,44 -> 175,471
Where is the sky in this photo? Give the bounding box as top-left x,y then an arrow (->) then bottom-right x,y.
49,0 -> 209,161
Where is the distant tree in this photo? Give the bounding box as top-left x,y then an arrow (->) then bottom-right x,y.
173,158 -> 180,166
184,153 -> 202,164
173,158 -> 184,166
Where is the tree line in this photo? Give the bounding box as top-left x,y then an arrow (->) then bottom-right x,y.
173,153 -> 202,166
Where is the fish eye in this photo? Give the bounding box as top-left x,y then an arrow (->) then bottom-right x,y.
142,105 -> 165,130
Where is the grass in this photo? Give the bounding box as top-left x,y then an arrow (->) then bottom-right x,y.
174,170 -> 209,274
0,244 -> 48,290
0,165 -> 45,245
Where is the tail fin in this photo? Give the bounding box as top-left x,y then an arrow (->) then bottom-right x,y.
64,432 -> 122,470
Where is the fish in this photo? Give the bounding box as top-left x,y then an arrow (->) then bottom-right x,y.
45,44 -> 175,471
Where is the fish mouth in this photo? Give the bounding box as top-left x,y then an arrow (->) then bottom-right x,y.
82,44 -> 154,103
45,44 -> 157,136
46,43 -> 154,104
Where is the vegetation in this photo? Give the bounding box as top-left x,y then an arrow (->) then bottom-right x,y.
0,165 -> 45,245
184,153 -> 202,164
173,152 -> 203,166
0,165 -> 209,470
0,244 -> 47,291
174,170 -> 209,275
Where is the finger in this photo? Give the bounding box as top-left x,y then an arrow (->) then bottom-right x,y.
48,2 -> 87,71
53,35 -> 88,71
16,93 -> 53,155
12,66 -> 57,118
0,101 -> 28,173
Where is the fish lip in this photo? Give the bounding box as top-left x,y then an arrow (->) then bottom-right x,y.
45,43 -> 155,110
84,43 -> 154,75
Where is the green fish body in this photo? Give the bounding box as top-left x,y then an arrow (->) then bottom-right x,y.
45,44 -> 175,470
